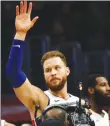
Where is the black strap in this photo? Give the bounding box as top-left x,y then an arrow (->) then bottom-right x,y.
34,105 -> 40,119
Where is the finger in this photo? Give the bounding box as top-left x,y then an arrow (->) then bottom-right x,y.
16,5 -> 19,16
20,1 -> 23,14
23,0 -> 27,13
31,16 -> 39,27
28,2 -> 32,15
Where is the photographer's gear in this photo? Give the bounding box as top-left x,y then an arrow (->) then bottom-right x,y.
40,117 -> 66,126
36,103 -> 95,126
35,83 -> 95,126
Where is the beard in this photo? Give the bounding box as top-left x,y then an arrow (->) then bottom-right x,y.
46,76 -> 67,91
94,90 -> 110,106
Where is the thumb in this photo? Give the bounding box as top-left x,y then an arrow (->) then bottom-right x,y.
31,16 -> 39,27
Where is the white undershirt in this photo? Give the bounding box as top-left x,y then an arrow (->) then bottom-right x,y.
90,109 -> 109,126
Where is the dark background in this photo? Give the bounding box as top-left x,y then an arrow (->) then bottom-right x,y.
2,1 -> 110,95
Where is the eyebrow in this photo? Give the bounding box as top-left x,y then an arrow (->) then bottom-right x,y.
45,65 -> 61,69
99,81 -> 108,85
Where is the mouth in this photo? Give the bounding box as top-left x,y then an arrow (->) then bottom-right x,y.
106,93 -> 110,97
50,78 -> 60,82
106,94 -> 110,97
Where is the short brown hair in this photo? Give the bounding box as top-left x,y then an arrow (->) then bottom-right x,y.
41,50 -> 67,66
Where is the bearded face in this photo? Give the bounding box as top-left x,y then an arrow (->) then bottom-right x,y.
45,74 -> 67,91
94,88 -> 110,106
94,77 -> 110,106
43,57 -> 70,91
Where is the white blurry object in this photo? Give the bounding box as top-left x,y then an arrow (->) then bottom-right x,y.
21,123 -> 32,126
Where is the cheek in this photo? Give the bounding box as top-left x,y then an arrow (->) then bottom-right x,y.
61,72 -> 67,79
101,88 -> 107,95
44,74 -> 49,80
59,70 -> 66,76
44,73 -> 52,82
96,88 -> 106,95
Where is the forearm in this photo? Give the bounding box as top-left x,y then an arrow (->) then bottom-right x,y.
6,0 -> 38,88
6,38 -> 26,88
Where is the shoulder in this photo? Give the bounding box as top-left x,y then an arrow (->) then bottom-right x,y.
44,90 -> 49,94
102,110 -> 109,119
68,93 -> 79,100
44,90 -> 50,96
44,90 -> 54,98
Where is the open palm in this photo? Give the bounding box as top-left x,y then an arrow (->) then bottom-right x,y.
15,1 -> 39,33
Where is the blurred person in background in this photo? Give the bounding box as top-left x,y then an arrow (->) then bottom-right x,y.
40,106 -> 69,126
87,74 -> 110,126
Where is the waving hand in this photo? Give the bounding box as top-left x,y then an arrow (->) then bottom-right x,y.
15,1 -> 39,33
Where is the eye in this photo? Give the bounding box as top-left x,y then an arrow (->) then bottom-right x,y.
100,83 -> 106,86
45,69 -> 51,72
55,66 -> 61,70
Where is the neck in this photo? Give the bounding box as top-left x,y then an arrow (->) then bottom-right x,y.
49,82 -> 69,99
89,97 -> 103,114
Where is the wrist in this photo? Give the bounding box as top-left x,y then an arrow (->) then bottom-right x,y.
14,31 -> 27,41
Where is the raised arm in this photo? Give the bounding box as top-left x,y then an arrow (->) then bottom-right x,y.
6,1 -> 48,114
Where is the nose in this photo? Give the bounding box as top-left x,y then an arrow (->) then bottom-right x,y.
106,84 -> 110,91
51,69 -> 57,76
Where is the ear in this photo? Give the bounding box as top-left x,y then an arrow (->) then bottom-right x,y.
66,67 -> 70,76
88,87 -> 95,95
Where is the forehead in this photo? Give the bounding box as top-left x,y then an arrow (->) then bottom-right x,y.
96,77 -> 108,84
43,57 -> 65,68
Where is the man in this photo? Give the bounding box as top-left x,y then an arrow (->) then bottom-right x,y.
87,74 -> 110,126
6,1 -> 83,126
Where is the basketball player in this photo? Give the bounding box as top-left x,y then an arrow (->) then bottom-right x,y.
87,74 -> 110,126
6,1 -> 84,126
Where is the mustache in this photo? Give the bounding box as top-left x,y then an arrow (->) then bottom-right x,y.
105,93 -> 110,97
94,91 -> 110,106
50,77 -> 60,82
